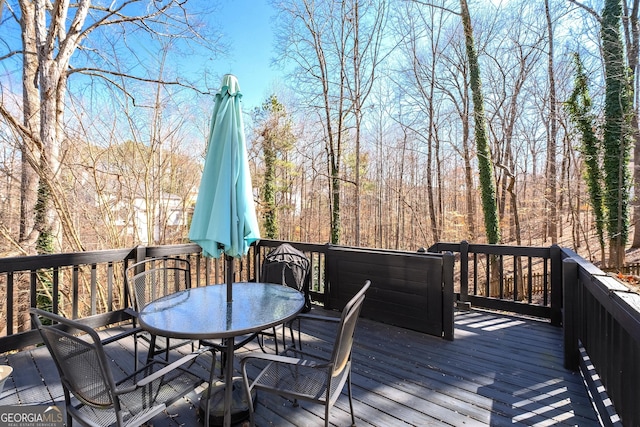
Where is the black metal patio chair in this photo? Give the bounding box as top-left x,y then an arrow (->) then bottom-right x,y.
259,243 -> 311,352
125,257 -> 198,366
240,280 -> 370,427
30,307 -> 209,427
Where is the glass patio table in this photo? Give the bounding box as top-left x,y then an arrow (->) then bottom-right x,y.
138,282 -> 305,427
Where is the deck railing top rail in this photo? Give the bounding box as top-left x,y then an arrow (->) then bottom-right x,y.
0,248 -> 135,273
428,241 -> 562,323
429,241 -> 553,257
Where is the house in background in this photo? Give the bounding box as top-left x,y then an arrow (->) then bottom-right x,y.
113,192 -> 195,245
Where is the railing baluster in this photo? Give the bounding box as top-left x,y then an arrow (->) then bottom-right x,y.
485,253 -> 490,297
499,254 -> 504,299
106,262 -> 114,311
72,264 -> 79,319
91,263 -> 97,315
473,252 -> 478,296
30,270 -> 37,312
513,255 -> 518,302
53,267 -> 59,313
527,257 -> 533,303
6,272 -> 13,335
543,258 -> 549,306
459,241 -> 469,305
0,240 -> 567,351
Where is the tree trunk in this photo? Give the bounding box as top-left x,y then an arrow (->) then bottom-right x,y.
545,0 -> 558,244
18,0 -> 40,255
602,0 -> 632,268
462,88 -> 475,241
624,0 -> 640,248
459,0 -> 500,245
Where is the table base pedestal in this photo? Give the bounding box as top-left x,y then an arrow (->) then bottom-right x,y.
198,377 -> 256,426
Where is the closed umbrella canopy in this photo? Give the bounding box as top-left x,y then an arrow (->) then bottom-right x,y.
189,74 -> 260,260
189,76 -> 261,427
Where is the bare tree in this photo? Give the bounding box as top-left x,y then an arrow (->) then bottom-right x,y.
273,0 -> 390,245
342,0 -> 389,246
545,0 -> 559,244
459,0 -> 500,245
394,0 -> 451,243
0,0 -> 220,255
273,0 -> 350,244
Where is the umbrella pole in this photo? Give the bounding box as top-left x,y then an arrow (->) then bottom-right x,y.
224,254 -> 233,427
225,254 -> 233,302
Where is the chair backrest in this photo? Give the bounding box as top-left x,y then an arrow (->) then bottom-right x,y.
330,281 -> 370,377
261,244 -> 311,311
125,257 -> 191,311
30,308 -> 118,410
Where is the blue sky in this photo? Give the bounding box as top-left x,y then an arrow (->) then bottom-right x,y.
209,0 -> 280,110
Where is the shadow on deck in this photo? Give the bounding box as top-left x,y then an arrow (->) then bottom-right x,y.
0,308 -> 598,426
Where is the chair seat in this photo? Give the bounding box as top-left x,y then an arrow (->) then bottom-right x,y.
250,348 -> 349,403
67,363 -> 202,427
69,403 -> 165,427
31,307 -> 210,427
241,281 -> 370,427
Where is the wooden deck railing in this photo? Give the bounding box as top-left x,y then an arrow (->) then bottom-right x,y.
562,248 -> 640,427
427,241 -> 640,424
602,261 -> 640,276
0,239 -> 564,354
0,244 -> 232,353
428,241 -> 563,325
0,240 -> 456,352
2,239 -> 639,424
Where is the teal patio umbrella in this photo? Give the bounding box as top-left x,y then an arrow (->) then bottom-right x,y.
189,74 -> 260,301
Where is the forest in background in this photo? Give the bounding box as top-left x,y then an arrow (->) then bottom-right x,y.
0,0 -> 638,267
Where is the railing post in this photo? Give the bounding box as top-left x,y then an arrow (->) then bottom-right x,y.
252,243 -> 261,282
442,252 -> 455,340
324,243 -> 333,309
563,257 -> 579,371
135,246 -> 146,265
457,240 -> 471,310
550,244 -> 563,326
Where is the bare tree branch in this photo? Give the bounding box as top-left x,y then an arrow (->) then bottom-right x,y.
567,0 -> 602,22
411,0 -> 460,17
69,66 -> 212,96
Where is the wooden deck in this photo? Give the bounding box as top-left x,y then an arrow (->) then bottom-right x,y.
0,308 -> 599,426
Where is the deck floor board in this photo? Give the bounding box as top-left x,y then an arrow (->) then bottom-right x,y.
0,309 -> 599,426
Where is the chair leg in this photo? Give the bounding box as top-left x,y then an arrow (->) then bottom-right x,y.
133,331 -> 139,371
281,324 -> 289,351
273,326 -> 279,354
347,373 -> 356,426
147,335 -> 158,364
241,363 -> 256,427
287,322 -> 297,349
324,401 -> 330,427
64,391 -> 73,427
256,328 -> 276,354
289,317 -> 302,349
256,332 -> 266,353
